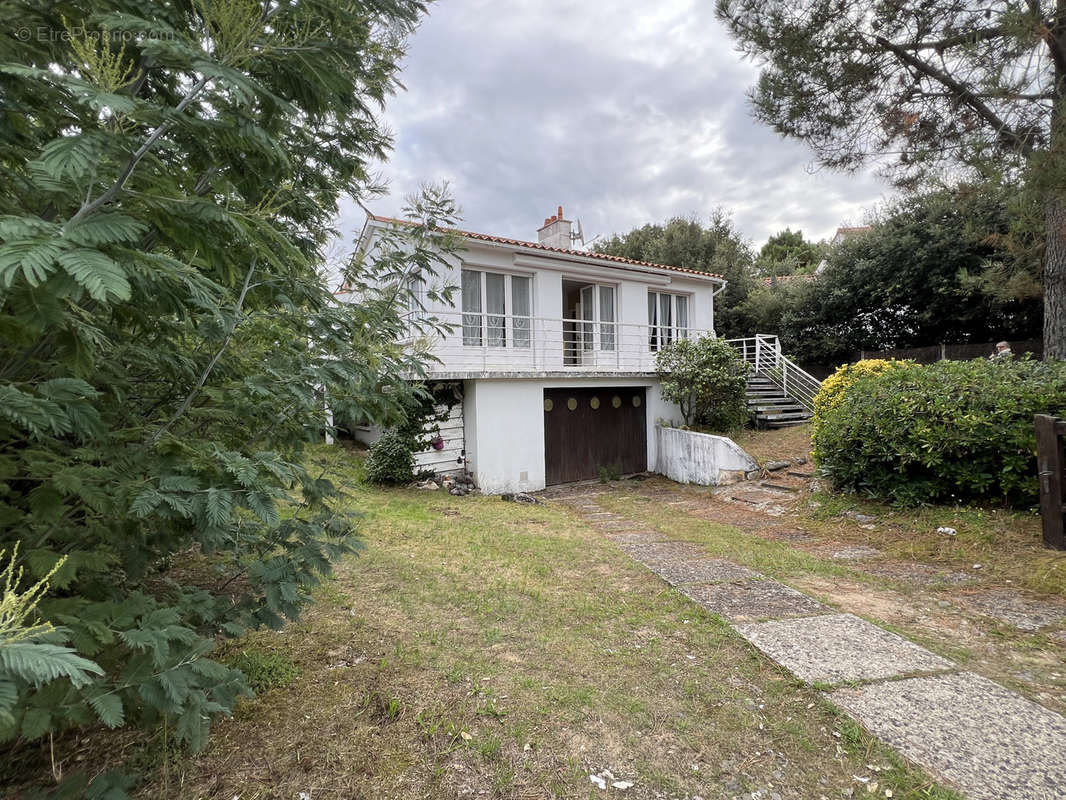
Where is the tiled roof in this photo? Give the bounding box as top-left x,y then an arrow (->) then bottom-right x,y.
367,215 -> 726,281
835,225 -> 872,235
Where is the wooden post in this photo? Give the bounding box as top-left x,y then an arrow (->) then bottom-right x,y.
1036,414 -> 1066,550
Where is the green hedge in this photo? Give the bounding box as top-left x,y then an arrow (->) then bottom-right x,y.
813,358 -> 1066,506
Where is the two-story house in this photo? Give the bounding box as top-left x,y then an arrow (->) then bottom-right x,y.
340,207 -> 728,494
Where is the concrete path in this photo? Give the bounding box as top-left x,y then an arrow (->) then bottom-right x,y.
548,486 -> 1066,800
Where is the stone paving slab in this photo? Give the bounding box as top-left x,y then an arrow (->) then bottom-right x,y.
807,544 -> 882,561
681,579 -> 829,623
603,531 -> 668,546
830,672 -> 1066,800
961,589 -> 1066,632
620,541 -> 709,568
653,558 -> 760,587
860,560 -> 975,588
595,520 -> 645,531
736,613 -> 953,684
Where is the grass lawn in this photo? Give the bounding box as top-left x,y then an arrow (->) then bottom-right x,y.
29,444 -> 958,799
595,425 -> 1066,719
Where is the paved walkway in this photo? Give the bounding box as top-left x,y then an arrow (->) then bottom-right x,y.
547,484 -> 1066,800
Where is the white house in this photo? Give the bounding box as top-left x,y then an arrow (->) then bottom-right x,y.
339,206 -> 728,494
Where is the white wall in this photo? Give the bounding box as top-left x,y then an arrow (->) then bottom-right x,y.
339,228 -> 723,375
656,426 -> 757,486
464,376 -> 683,493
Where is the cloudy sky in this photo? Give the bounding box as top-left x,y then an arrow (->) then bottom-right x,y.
335,0 -> 892,255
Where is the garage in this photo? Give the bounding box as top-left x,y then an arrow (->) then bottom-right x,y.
543,387 -> 647,485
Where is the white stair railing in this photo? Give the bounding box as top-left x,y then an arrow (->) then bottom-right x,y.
723,334 -> 821,413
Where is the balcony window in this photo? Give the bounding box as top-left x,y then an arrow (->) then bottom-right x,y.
462,269 -> 482,346
648,291 -> 691,351
461,268 -> 532,348
512,275 -> 531,348
599,286 -> 616,351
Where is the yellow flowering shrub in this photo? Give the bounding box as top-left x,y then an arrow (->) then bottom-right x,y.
811,359 -> 906,460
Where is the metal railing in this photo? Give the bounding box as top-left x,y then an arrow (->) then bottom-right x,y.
724,334 -> 822,412
399,309 -> 713,374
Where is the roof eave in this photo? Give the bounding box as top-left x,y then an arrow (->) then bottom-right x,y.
364,216 -> 726,284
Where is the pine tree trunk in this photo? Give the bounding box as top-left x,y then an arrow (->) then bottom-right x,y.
1047,198 -> 1066,360
1043,2 -> 1066,360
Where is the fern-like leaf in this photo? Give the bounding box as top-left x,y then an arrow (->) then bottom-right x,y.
56,249 -> 131,302
0,641 -> 103,688
88,692 -> 124,728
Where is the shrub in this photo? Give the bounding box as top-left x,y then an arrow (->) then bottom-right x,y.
813,358 -> 1066,506
811,359 -> 906,456
365,430 -> 416,484
225,649 -> 299,695
656,337 -> 750,432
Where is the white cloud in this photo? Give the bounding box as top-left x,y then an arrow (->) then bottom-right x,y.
334,0 -> 892,255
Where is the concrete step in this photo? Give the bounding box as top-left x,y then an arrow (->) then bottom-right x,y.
761,414 -> 812,425
747,398 -> 796,406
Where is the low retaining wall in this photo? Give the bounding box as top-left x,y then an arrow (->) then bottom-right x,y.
655,425 -> 758,486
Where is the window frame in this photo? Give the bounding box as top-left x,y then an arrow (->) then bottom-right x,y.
648,290 -> 692,351
460,267 -> 534,349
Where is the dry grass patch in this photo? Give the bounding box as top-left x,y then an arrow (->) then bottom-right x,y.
141,454 -> 955,799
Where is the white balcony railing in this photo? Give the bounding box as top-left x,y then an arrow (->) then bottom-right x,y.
403,310 -> 713,374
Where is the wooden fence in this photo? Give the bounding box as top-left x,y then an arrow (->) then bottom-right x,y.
1036,414 -> 1066,550
859,339 -> 1043,363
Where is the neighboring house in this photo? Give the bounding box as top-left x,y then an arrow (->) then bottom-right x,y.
337,206 -> 727,494
815,225 -> 871,273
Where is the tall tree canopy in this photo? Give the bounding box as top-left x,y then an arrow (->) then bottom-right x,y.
593,211 -> 756,334
778,186 -> 1043,364
717,0 -> 1066,358
757,228 -> 821,276
0,0 -> 451,790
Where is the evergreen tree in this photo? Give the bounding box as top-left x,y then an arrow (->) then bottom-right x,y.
0,0 -> 452,787
718,0 -> 1066,358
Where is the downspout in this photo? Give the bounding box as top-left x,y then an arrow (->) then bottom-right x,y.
711,280 -> 728,336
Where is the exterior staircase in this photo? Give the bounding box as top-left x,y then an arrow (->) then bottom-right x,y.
726,334 -> 822,429
746,375 -> 812,428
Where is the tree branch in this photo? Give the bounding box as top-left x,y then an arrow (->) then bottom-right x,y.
63,75 -> 212,232
902,26 -> 1008,52
148,257 -> 257,444
875,35 -> 1037,155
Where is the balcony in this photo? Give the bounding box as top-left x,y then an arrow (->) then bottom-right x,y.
402,310 -> 713,378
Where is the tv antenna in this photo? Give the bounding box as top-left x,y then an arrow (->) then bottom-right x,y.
571,219 -> 601,250
569,218 -> 584,246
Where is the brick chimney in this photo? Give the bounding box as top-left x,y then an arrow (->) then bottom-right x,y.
537,205 -> 572,249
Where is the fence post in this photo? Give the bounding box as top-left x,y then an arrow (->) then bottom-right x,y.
1036,414 -> 1066,550
940,342 -> 947,361
754,336 -> 761,374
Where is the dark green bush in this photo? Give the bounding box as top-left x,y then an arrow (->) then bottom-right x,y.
656,337 -> 750,432
813,358 -> 1066,506
364,429 -> 416,485
225,649 -> 299,695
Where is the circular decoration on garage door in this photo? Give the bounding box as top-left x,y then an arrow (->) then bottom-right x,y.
566,397 -> 577,411
632,394 -> 642,407
590,396 -> 600,410
543,397 -> 554,412
611,395 -> 622,408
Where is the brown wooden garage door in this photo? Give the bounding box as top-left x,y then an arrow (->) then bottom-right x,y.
543,387 -> 647,485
